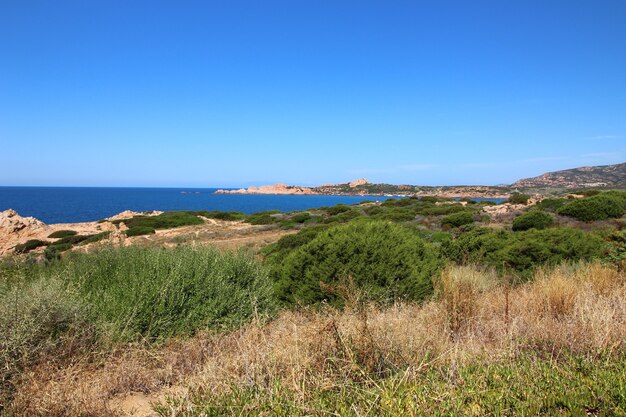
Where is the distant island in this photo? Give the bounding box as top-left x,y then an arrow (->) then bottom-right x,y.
215,162 -> 626,197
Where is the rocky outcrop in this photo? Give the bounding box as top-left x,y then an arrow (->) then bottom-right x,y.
107,210 -> 163,221
349,178 -> 369,187
0,209 -> 48,256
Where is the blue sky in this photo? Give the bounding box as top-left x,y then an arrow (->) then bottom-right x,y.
1,0 -> 624,187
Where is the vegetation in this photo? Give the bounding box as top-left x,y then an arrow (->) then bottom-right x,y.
535,197 -> 567,212
442,227 -> 606,278
47,230 -> 77,239
557,193 -> 626,221
13,239 -> 48,254
124,226 -> 156,236
2,192 -> 625,415
508,192 -> 531,205
270,220 -> 441,305
441,211 -> 474,228
113,211 -> 205,235
512,210 -> 554,231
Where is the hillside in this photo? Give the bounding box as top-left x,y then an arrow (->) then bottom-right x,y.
513,162 -> 626,188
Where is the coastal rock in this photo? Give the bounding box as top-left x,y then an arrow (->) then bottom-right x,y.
0,209 -> 46,233
216,183 -> 314,195
0,209 -> 48,256
107,210 -> 163,221
349,178 -> 369,187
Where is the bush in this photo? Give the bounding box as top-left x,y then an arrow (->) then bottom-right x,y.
508,193 -> 531,205
512,211 -> 554,231
114,211 -> 204,230
245,212 -> 278,225
52,234 -> 93,246
290,212 -> 311,223
324,205 -> 352,215
47,230 -> 77,239
0,278 -> 90,405
198,211 -> 246,221
80,231 -> 111,244
442,227 -> 606,278
30,246 -> 275,341
557,194 -> 625,221
14,240 -> 48,254
271,220 -> 441,305
441,212 -> 474,228
535,198 -> 567,212
124,226 -> 156,236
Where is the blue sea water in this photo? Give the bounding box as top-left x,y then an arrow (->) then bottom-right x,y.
0,187 -> 506,224
0,187 -> 396,224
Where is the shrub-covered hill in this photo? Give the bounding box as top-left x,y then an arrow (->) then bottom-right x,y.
513,161 -> 626,188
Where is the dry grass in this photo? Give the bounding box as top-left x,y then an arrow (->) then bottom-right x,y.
6,262 -> 625,416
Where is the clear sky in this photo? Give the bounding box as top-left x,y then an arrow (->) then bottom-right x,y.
1,1 -> 624,187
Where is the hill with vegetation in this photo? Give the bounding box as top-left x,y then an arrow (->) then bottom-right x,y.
513,162 -> 626,188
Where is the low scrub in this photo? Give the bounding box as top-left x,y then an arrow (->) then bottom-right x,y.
47,230 -> 77,239
442,227 -> 606,278
114,211 -> 204,230
512,210 -> 554,231
270,220 -> 441,305
508,193 -> 531,205
5,262 -> 625,415
124,226 -> 156,236
557,193 -> 625,221
42,246 -> 274,341
441,211 -> 474,228
14,239 -> 48,254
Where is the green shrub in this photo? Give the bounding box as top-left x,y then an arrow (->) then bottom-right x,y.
52,234 -> 93,246
512,211 -> 554,231
80,231 -> 111,244
0,277 -> 90,405
124,226 -> 156,236
557,194 -> 625,221
535,198 -> 567,212
442,227 -> 605,278
418,204 -> 469,216
14,239 -> 48,254
324,205 -> 353,215
114,211 -> 204,230
245,212 -> 278,225
441,212 -> 474,228
47,230 -> 78,239
271,220 -> 441,306
43,244 -> 72,261
290,212 -> 311,223
197,211 -> 246,221
31,246 -> 275,341
508,193 -> 531,205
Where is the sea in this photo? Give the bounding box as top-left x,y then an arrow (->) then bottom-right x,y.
0,187 -> 505,224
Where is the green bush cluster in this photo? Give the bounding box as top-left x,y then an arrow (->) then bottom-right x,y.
442,227 -> 605,278
196,211 -> 246,221
535,198 -> 567,212
114,211 -> 205,235
508,193 -> 531,205
512,211 -> 554,231
47,230 -> 78,239
124,226 -> 156,236
557,193 -> 625,221
14,239 -> 48,254
20,246 -> 275,341
270,220 -> 441,306
441,212 -> 474,228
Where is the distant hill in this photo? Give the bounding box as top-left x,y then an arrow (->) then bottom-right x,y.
512,162 -> 626,188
